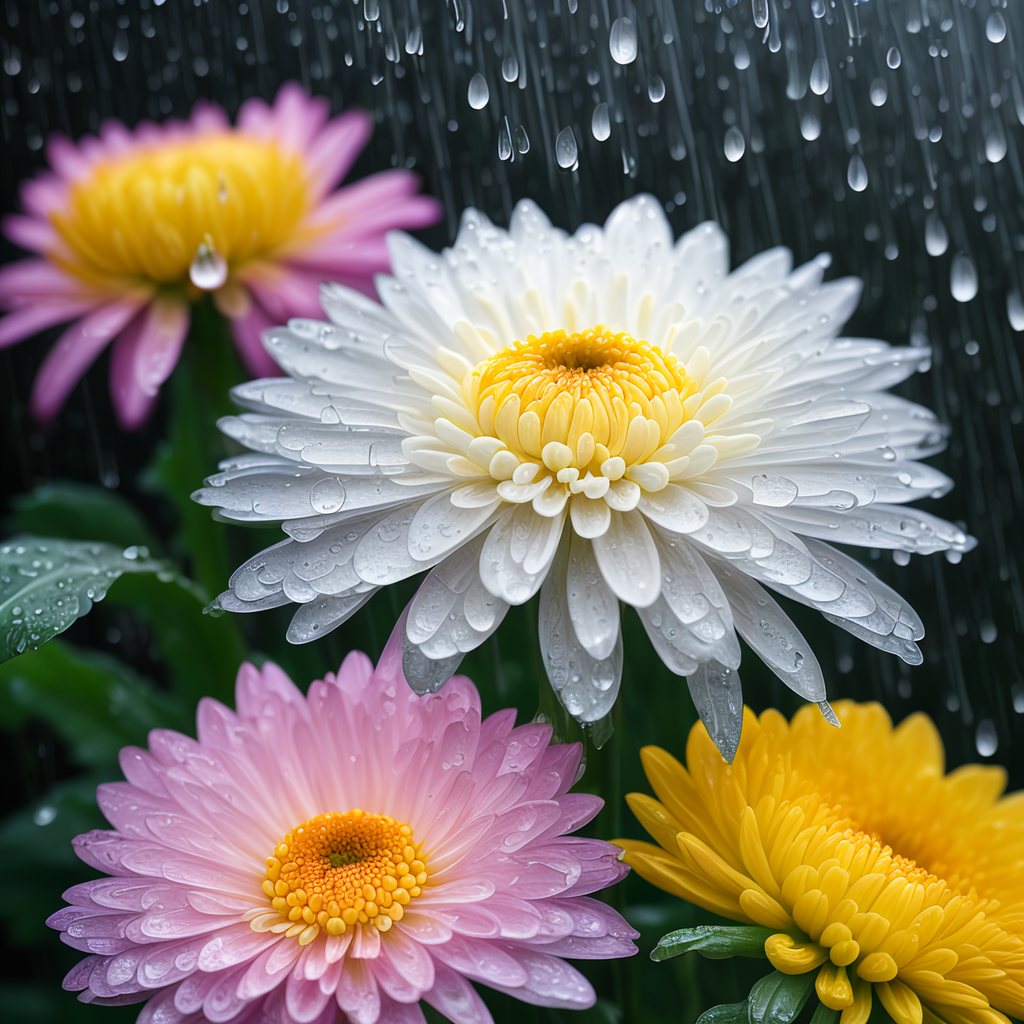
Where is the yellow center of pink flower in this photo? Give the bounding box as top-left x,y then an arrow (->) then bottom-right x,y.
252,810 -> 428,945
50,134 -> 310,289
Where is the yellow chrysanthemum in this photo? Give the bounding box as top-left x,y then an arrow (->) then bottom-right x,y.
616,701 -> 1024,1024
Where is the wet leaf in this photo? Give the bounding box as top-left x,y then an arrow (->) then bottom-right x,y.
652,925 -> 776,962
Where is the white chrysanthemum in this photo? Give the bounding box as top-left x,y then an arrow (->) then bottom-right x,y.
194,195 -> 974,758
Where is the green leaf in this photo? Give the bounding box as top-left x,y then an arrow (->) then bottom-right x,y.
810,1003 -> 840,1024
106,571 -> 246,707
7,481 -> 159,551
748,970 -> 817,1024
0,537 -> 170,662
696,1003 -> 751,1024
652,925 -> 776,962
0,640 -> 188,768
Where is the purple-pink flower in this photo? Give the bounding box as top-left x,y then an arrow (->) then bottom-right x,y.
0,82 -> 441,428
48,645 -> 637,1024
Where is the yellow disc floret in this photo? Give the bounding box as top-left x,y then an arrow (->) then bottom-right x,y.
616,702 -> 1024,1024
51,134 -> 310,287
468,325 -> 697,475
251,810 -> 428,945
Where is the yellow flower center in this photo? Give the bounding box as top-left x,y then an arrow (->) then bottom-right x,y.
251,810 -> 428,945
469,326 -> 696,475
618,703 -> 1024,1024
50,134 -> 310,288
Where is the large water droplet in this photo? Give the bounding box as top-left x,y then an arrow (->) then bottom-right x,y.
975,719 -> 998,757
467,74 -> 489,110
986,13 -> 1007,44
609,17 -> 637,64
925,213 -> 949,256
809,57 -> 830,96
870,78 -> 888,106
950,255 -> 978,303
648,75 -> 666,103
886,46 -> 901,69
800,114 -> 821,141
514,124 -> 530,154
501,54 -> 518,82
752,0 -> 769,29
555,126 -> 578,169
1007,290 -> 1024,331
112,30 -> 129,61
189,236 -> 228,291
724,127 -> 745,162
364,0 -> 379,20
985,128 -> 1007,163
497,118 -> 512,161
405,26 -> 422,54
847,155 -> 868,192
592,103 -> 610,141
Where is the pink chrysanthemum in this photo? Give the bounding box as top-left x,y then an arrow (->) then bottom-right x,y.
0,82 -> 441,428
48,644 -> 637,1024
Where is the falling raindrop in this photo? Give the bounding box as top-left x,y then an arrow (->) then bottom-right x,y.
648,76 -> 666,103
404,26 -> 421,55
609,17 -> 637,64
1007,291 -> 1024,331
189,236 -> 228,291
985,128 -> 1007,163
986,13 -> 1007,44
734,42 -> 750,71
592,103 -> 611,142
514,124 -> 530,154
112,30 -> 129,62
752,0 -> 769,29
870,78 -> 888,106
950,255 -> 979,303
811,0 -> 826,16
364,0 -> 380,21
724,127 -> 745,162
809,57 -> 830,96
501,54 -> 518,82
467,74 -> 489,110
800,114 -> 821,141
555,126 -> 578,169
925,213 -> 949,257
886,46 -> 901,69
975,719 -> 998,757
497,118 -> 512,161
847,155 -> 868,192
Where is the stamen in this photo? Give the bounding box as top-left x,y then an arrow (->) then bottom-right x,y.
255,810 -> 428,943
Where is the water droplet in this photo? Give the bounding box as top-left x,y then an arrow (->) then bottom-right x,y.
886,46 -> 901,69
592,103 -> 611,141
925,213 -> 949,256
555,126 -> 578,169
33,805 -> 57,826
1007,291 -> 1024,331
985,128 -> 1007,163
514,124 -> 530,153
648,75 -> 665,103
467,73 -> 489,110
811,0 -> 826,16
405,25 -> 421,54
809,57 -> 830,95
609,17 -> 637,64
847,155 -> 868,192
112,30 -> 129,62
975,719 -> 997,757
800,114 -> 821,141
363,0 -> 380,21
497,118 -> 512,161
501,54 -> 518,82
870,78 -> 888,106
189,236 -> 228,291
723,127 -> 745,162
950,255 -> 978,303
752,0 -> 769,29
986,13 -> 1006,44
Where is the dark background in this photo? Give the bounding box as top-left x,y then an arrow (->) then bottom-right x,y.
1,1 -> 1022,1022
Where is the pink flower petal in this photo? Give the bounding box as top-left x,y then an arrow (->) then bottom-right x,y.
269,81 -> 330,156
336,956 -> 381,1024
109,295 -> 190,429
236,263 -> 323,322
423,960 -> 494,1024
30,293 -> 151,424
0,257 -> 96,307
2,212 -> 61,254
484,946 -> 596,1009
285,970 -> 332,1024
376,992 -> 428,1024
303,109 -> 373,199
0,302 -> 95,349
228,297 -> 283,378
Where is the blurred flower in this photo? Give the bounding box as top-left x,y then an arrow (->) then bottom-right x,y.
0,82 -> 441,428
49,649 -> 636,1023
194,195 -> 973,759
616,701 -> 1024,1024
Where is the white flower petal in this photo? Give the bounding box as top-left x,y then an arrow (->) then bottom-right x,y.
566,532 -> 620,661
569,493 -> 611,538
685,660 -> 744,765
638,484 -> 710,534
287,591 -> 375,644
591,510 -> 661,608
408,491 -> 503,562
479,505 -> 565,604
